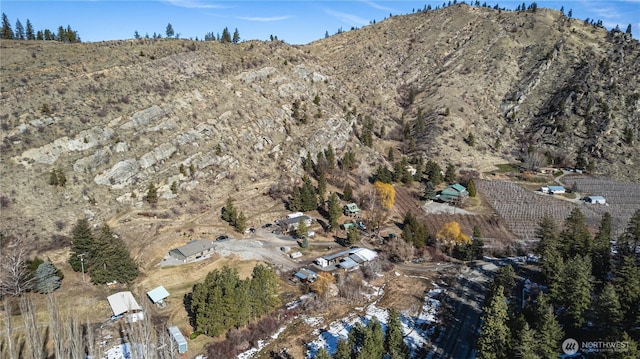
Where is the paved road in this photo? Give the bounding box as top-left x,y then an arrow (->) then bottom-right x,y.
431,263 -> 496,359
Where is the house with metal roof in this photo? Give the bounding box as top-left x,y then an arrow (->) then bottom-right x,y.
540,185 -> 566,194
147,286 -> 170,307
294,268 -> 318,282
278,215 -> 312,234
438,183 -> 468,202
338,257 -> 360,270
343,203 -> 360,216
107,291 -> 143,322
168,239 -> 216,263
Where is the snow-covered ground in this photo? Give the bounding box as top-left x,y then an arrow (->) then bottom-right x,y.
305,281 -> 445,358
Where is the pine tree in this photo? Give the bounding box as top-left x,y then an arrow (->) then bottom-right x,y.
334,339 -> 351,359
561,208 -> 592,257
146,183 -> 158,204
324,146 -> 336,171
387,147 -> 395,161
592,212 -> 612,282
346,227 -> 361,246
88,224 -> 139,284
25,19 -> 34,40
1,13 -> 14,39
467,178 -> 477,197
471,225 -> 484,260
477,286 -> 510,359
296,219 -> 308,239
343,182 -> 353,202
317,172 -> 327,205
68,219 -> 94,272
514,322 -> 540,359
14,19 -> 24,40
327,193 -> 342,229
221,27 -> 232,43
444,163 -> 457,183
425,161 -> 443,185
303,152 -> 313,173
301,175 -> 318,211
597,283 -> 622,330
248,264 -> 280,318
619,209 -> 640,256
533,292 -> 564,358
424,181 -> 436,200
232,28 -> 240,43
235,211 -> 247,233
165,23 -> 174,38
615,256 -> 640,326
360,318 -> 385,358
386,308 -> 408,358
560,255 -> 592,328
626,24 -> 633,36
316,348 -> 331,359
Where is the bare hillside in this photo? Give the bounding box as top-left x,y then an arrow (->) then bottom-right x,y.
0,4 -> 638,251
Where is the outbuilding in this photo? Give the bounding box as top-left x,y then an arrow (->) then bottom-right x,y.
168,326 -> 188,354
107,291 -> 143,323
294,268 -> 318,282
147,286 -> 170,307
584,195 -> 606,204
343,203 -> 360,216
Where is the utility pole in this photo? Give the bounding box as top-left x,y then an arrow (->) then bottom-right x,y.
77,253 -> 86,282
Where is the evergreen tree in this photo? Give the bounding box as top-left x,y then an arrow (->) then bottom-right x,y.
467,178 -> 477,197
424,181 -> 436,200
561,208 -> 592,257
477,286 -> 510,359
626,24 -> 632,36
343,182 -> 353,202
618,209 -> 640,256
301,175 -> 318,211
1,13 -> 14,39
514,322 -> 540,359
360,318 -> 385,358
235,211 -> 247,233
471,225 -> 484,260
334,339 -> 351,359
248,264 -> 280,318
315,348 -> 331,359
221,27 -> 232,43
597,283 -> 622,330
14,19 -> 24,40
327,193 -> 342,230
592,212 -> 612,282
324,146 -> 336,171
88,224 -> 139,284
387,147 -> 395,161
222,196 -> 237,223
317,172 -> 327,205
34,262 -> 61,293
386,308 -> 409,358
303,152 -> 313,173
166,23 -> 175,38
232,28 -> 240,43
340,150 -> 356,171
375,165 -> 393,184
444,163 -> 457,183
560,255 -> 592,328
68,219 -> 94,272
25,19 -> 34,40
615,256 -> 640,326
533,292 -> 564,359
346,226 -> 361,246
146,183 -> 158,204
296,219 -> 309,239
425,160 -> 443,185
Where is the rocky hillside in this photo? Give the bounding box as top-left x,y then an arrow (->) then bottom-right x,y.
1,4 -> 638,250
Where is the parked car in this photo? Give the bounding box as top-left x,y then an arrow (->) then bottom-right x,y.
216,235 -> 230,241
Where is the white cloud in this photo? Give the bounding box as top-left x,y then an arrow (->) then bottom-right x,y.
164,0 -> 227,9
361,0 -> 395,12
591,6 -> 621,19
237,16 -> 292,22
324,8 -> 369,26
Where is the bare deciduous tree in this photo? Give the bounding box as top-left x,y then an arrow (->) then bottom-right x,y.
0,248 -> 35,297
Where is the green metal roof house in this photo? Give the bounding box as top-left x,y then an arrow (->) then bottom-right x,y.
439,183 -> 468,202
343,203 -> 360,215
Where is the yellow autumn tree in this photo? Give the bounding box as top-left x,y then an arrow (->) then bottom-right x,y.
310,272 -> 336,300
374,181 -> 395,209
436,221 -> 471,255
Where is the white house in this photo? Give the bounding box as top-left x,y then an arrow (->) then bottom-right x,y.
584,195 -> 606,204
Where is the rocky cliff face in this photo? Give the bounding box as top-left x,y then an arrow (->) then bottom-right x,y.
0,4 -> 638,248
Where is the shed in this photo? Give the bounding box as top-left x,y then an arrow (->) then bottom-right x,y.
547,185 -> 566,194
343,203 -> 360,216
147,286 -> 170,307
168,239 -> 216,263
168,326 -> 188,354
350,248 -> 378,262
315,257 -> 329,267
294,268 -> 317,282
107,291 -> 142,317
585,195 -> 606,204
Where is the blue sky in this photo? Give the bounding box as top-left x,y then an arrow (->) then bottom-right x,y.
1,1 -> 638,44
